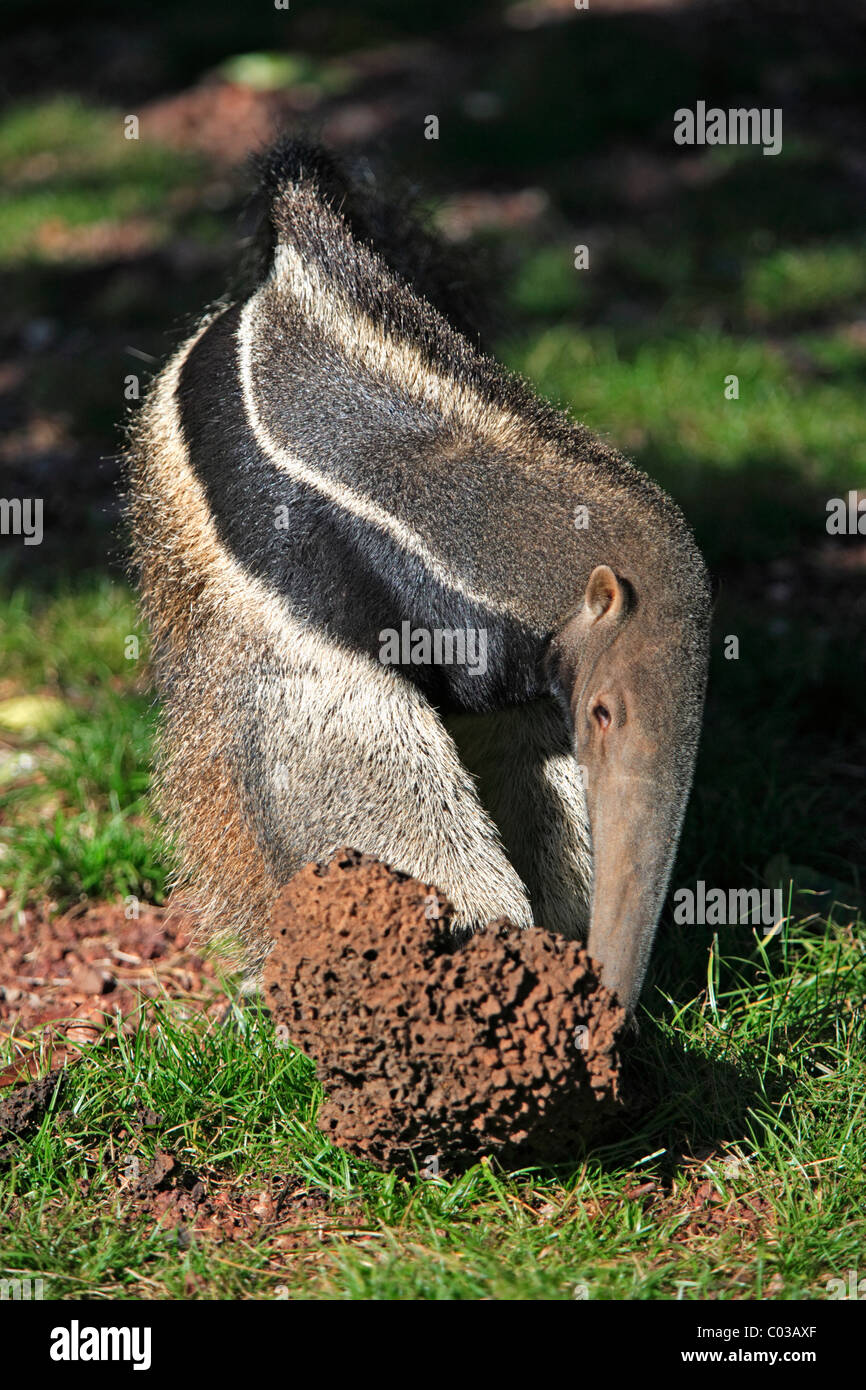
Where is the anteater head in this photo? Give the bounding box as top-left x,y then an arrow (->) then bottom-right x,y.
548,521 -> 711,1015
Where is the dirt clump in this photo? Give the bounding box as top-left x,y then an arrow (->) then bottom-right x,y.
0,1070 -> 64,1141
264,849 -> 625,1172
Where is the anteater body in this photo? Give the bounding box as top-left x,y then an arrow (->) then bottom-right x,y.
128,142 -> 711,1010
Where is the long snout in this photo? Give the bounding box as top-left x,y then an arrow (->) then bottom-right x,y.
585,777 -> 681,1013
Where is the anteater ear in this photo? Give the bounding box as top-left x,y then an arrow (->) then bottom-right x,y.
545,565 -> 631,693
584,565 -> 628,624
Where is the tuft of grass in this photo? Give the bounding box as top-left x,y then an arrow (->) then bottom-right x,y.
0,579 -> 145,695
744,242 -> 866,324
508,245 -> 591,318
215,51 -> 354,95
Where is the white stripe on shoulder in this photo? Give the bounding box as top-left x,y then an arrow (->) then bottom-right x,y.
236,293 -> 528,621
269,242 -> 519,438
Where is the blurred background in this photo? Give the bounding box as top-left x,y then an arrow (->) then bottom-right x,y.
1,0 -> 864,971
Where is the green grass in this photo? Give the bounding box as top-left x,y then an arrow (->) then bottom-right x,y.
0,582 -> 167,907
508,328 -> 866,485
0,910 -> 862,1300
0,98 -> 207,265
744,242 -> 866,323
214,50 -> 355,96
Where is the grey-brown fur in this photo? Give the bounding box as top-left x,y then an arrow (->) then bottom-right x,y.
127,140 -> 711,1008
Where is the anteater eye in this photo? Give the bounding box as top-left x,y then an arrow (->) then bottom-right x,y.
592,702 -> 611,730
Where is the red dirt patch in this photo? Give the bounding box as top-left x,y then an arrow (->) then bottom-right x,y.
609,1149 -> 776,1254
0,901 -> 231,1083
113,1146 -> 357,1254
141,81 -> 301,165
264,849 -> 625,1173
652,1170 -> 775,1245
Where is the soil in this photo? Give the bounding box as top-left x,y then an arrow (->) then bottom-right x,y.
0,1069 -> 63,1135
117,1148 -> 336,1249
0,900 -> 229,1085
264,849 -> 625,1172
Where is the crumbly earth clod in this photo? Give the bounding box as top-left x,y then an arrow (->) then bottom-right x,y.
264,849 -> 625,1172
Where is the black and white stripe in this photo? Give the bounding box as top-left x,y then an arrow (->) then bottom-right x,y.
178,301 -> 546,712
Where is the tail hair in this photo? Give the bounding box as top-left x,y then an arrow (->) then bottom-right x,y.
240,133 -> 496,344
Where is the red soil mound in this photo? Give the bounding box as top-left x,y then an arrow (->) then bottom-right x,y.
264,849 -> 624,1172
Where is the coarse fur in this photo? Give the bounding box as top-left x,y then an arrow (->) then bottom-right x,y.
127,139 -> 711,1000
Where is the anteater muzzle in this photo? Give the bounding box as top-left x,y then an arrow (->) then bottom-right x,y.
553,564 -> 707,1014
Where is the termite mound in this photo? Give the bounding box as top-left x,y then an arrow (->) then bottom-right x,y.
264,849 -> 625,1173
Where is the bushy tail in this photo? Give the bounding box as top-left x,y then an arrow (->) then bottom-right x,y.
242,133 -> 496,343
